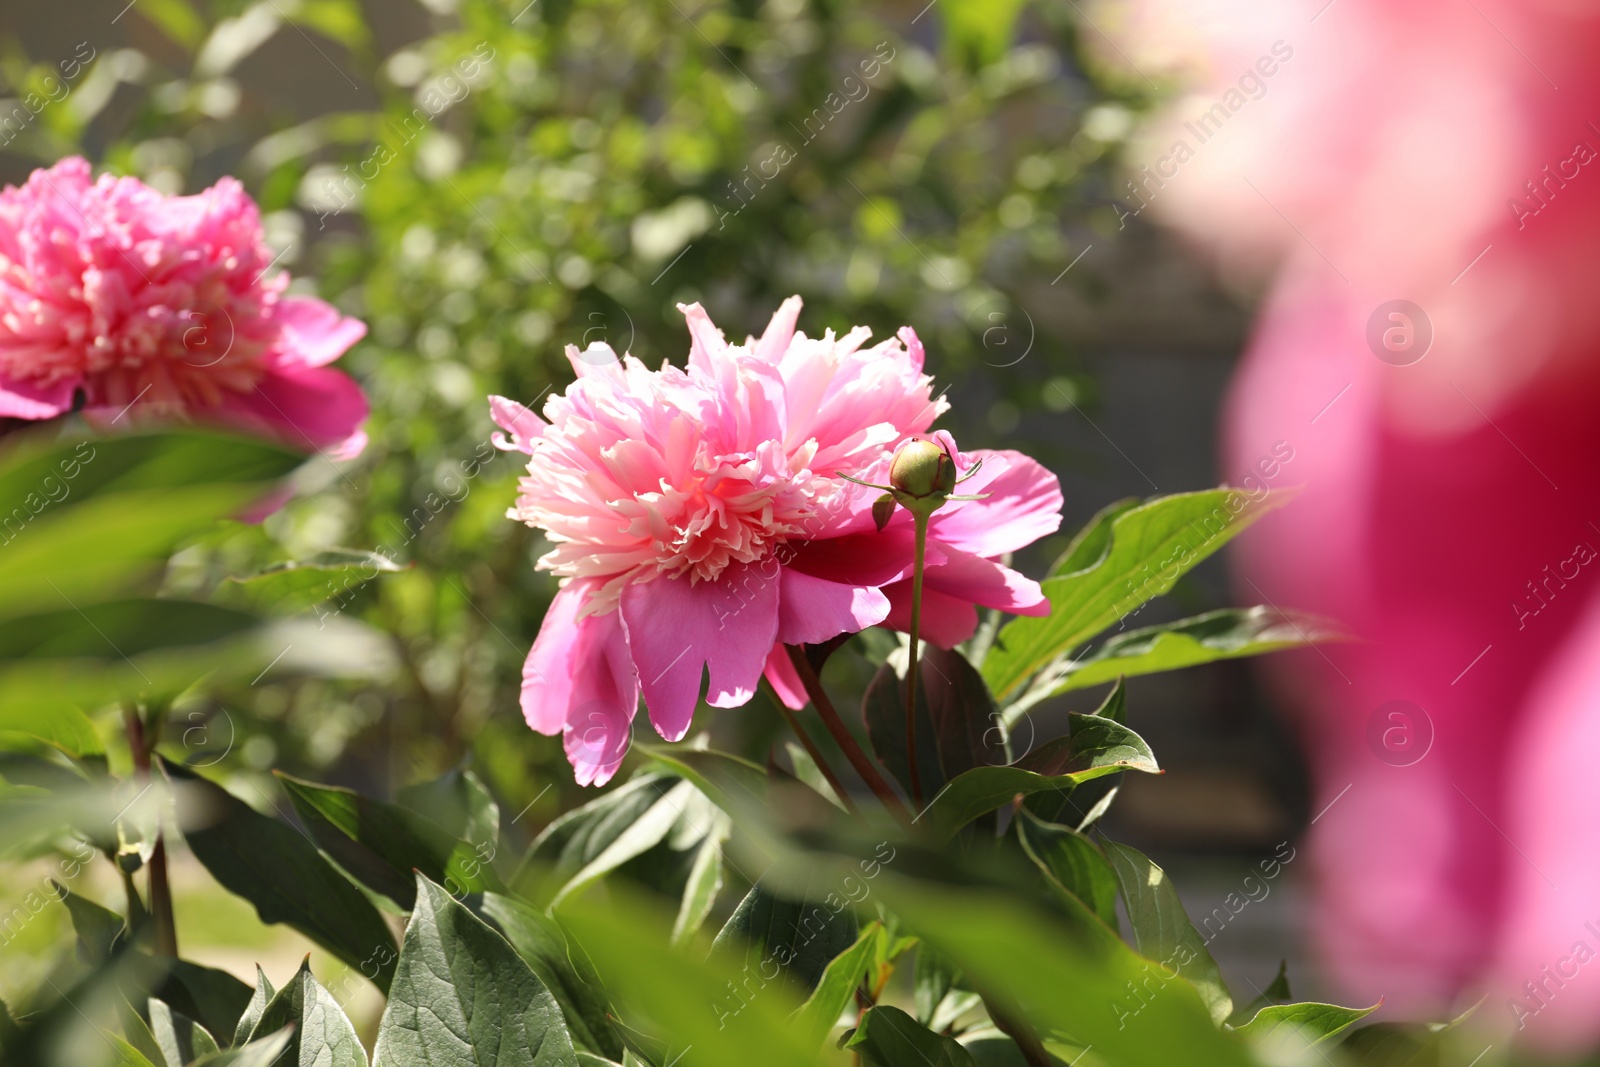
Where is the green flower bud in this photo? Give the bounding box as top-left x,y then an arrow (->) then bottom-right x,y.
889,438 -> 957,500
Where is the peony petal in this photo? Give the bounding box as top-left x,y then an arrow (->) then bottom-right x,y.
776,566 -> 891,646
930,450 -> 1063,558
882,583 -> 980,648
489,394 -> 546,453
784,524 -> 937,587
560,610 -> 640,787
929,428 -> 973,472
272,296 -> 366,368
752,295 -> 802,362
921,543 -> 1049,616
678,301 -> 730,375
209,365 -> 369,459
519,581 -> 591,735
0,373 -> 75,419
763,643 -> 808,709
619,561 -> 780,740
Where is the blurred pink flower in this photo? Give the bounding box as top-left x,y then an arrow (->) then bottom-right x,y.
493,297 -> 1060,785
0,157 -> 367,456
1097,0 -> 1600,1046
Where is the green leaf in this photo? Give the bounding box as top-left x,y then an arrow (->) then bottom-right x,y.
0,705 -> 102,759
790,922 -> 882,1047
396,767 -> 500,854
712,884 -> 860,994
52,880 -> 124,964
0,433 -> 302,625
226,550 -> 406,614
913,946 -> 979,1033
522,773 -> 679,894
781,741 -> 844,811
917,696 -> 1158,842
1104,840 -> 1233,1024
156,960 -> 256,1048
165,761 -> 397,993
373,875 -> 577,1067
560,886 -> 820,1067
548,777 -> 706,907
1049,496 -> 1142,576
983,488 -> 1293,700
1048,607 -> 1348,694
481,892 -> 623,1060
277,771 -> 501,909
232,967 -> 274,1048
1015,811 -> 1120,931
246,959 -> 366,1067
107,1034 -> 162,1067
845,1005 -> 976,1067
137,0 -> 206,48
1234,1000 -> 1381,1049
148,998 -> 221,1066
640,746 -> 768,816
190,1026 -> 293,1067
863,645 -> 1008,800
670,815 -> 727,947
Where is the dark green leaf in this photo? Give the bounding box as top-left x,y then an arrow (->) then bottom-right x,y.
790,921 -> 882,1047
983,488 -> 1293,700
232,968 -> 274,1048
712,884 -> 859,994
52,880 -> 124,964
864,645 -> 1010,801
165,761 -> 397,992
1015,811 -> 1119,931
1104,840 -> 1232,1024
155,961 -> 255,1049
373,874 -> 577,1067
1049,607 -> 1349,693
396,767 -> 500,854
845,1005 -> 976,1067
247,959 -> 366,1067
481,892 -> 623,1060
148,998 -> 221,1066
1234,1000 -> 1380,1049
521,773 -> 680,896
277,770 -> 500,909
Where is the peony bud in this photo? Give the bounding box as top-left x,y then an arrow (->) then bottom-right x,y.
889,438 -> 957,500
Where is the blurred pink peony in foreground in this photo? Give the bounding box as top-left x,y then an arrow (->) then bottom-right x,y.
0,157 -> 367,456
493,297 -> 1061,785
1095,0 -> 1600,1048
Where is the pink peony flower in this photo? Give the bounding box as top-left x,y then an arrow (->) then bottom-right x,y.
0,157 -> 367,456
493,297 -> 1062,785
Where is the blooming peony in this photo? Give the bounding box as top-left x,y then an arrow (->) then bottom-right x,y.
493,297 -> 1062,785
0,157 -> 367,456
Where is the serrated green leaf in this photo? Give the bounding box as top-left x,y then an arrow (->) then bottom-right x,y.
164,761 -> 397,993
846,1005 -> 976,1066
248,959 -> 366,1067
984,488 -> 1293,700
1235,1000 -> 1380,1049
1104,840 -> 1232,1024
481,892 -> 623,1060
1015,810 -> 1120,931
373,875 -> 577,1067
1049,606 -> 1348,693
790,922 -> 882,1047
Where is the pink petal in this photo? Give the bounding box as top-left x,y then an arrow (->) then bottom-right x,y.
785,525 -> 934,587
752,295 -> 802,362
930,450 -> 1063,558
921,543 -> 1049,616
763,644 -> 807,709
882,583 -> 980,648
619,562 -> 780,741
897,325 -> 926,373
272,296 -> 366,368
776,566 -> 891,646
489,394 -> 546,453
929,428 -> 973,472
0,373 -> 75,419
223,365 -> 370,459
520,581 -> 592,735
677,302 -> 730,374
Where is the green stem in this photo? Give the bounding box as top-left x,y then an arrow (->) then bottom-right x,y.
784,645 -> 909,822
905,510 -> 929,807
124,704 -> 177,957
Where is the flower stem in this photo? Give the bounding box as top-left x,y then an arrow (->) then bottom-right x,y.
763,680 -> 857,813
784,645 -> 909,821
905,510 -> 929,806
124,704 -> 177,957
